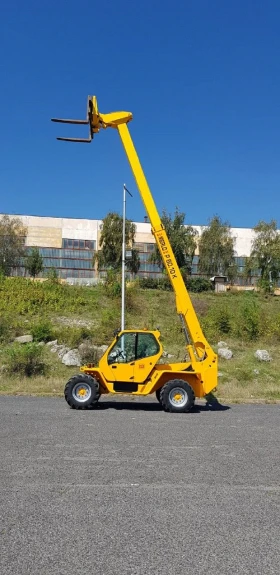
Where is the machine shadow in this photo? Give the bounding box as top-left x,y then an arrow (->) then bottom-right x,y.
97,400 -> 231,413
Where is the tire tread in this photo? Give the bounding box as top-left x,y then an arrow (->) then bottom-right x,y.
160,379 -> 195,413
64,374 -> 100,410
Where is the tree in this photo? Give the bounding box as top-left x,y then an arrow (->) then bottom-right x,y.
94,212 -> 140,274
149,208 -> 198,274
46,267 -> 59,283
243,256 -> 256,285
25,247 -> 44,279
0,215 -> 27,276
250,220 -> 280,289
198,215 -> 236,278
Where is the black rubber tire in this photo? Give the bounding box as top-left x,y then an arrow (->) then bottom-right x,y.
160,379 -> 195,413
64,374 -> 100,410
155,388 -> 162,403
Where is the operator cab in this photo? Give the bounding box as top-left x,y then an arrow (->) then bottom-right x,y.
108,331 -> 160,365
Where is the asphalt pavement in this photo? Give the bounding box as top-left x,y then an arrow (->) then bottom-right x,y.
0,395 -> 279,575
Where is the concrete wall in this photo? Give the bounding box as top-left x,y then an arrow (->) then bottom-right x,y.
26,226 -> 62,248
191,225 -> 255,257
1,215 -> 100,248
231,227 -> 256,257
62,218 -> 101,241
0,213 -> 272,257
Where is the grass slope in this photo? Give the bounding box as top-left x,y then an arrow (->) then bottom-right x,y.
0,278 -> 279,401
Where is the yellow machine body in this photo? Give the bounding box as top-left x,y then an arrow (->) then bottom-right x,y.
52,96 -> 218,403
81,328 -> 217,398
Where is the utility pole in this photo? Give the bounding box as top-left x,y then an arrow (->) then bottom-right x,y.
121,184 -> 132,331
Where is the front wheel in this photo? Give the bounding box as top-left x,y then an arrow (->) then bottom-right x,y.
160,379 -> 195,413
155,388 -> 162,403
64,374 -> 100,409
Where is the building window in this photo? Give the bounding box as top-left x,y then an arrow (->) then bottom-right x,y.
62,238 -> 96,250
135,242 -> 155,253
85,240 -> 95,250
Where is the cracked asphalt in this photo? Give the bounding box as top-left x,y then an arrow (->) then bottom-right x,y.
0,395 -> 279,575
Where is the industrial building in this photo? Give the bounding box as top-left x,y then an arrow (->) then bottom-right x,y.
2,213 -> 269,284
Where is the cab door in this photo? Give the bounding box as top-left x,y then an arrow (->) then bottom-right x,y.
133,333 -> 161,383
106,332 -> 137,383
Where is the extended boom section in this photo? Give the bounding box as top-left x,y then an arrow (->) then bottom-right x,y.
117,123 -> 215,362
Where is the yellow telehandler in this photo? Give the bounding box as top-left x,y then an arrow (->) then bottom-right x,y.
51,97 -> 218,412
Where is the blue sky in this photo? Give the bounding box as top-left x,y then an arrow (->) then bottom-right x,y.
0,0 -> 280,228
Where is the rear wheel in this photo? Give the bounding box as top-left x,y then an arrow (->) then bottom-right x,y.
64,374 -> 100,409
160,379 -> 195,413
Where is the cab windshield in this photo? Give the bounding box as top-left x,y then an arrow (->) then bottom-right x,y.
108,332 -> 160,364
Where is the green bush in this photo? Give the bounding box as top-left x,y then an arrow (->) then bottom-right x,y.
200,292 -> 266,342
185,277 -> 213,293
104,270 -> 122,297
270,314 -> 280,341
98,308 -> 120,342
31,320 -> 54,342
125,284 -> 141,313
158,277 -> 172,290
138,277 -> 158,289
201,304 -> 232,340
235,299 -> 260,341
5,343 -> 47,377
138,276 -> 212,293
215,306 -> 232,334
0,316 -> 11,343
108,281 -> 122,297
55,325 -> 92,348
45,267 -> 59,283
138,277 -> 172,290
0,277 -> 98,316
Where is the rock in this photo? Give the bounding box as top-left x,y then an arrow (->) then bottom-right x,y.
254,350 -> 271,362
98,345 -> 108,355
55,317 -> 93,328
78,342 -> 97,364
78,342 -> 91,353
46,340 -> 60,353
62,349 -> 81,366
218,348 -> 233,360
57,345 -> 70,359
78,343 -> 108,363
46,340 -> 57,347
159,350 -> 175,361
218,372 -> 224,377
253,369 -> 259,375
14,335 -> 33,344
218,341 -> 228,348
37,341 -> 45,347
93,345 -> 108,362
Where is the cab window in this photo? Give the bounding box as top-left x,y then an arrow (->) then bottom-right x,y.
136,333 -> 160,359
108,333 -> 136,364
107,332 -> 160,365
